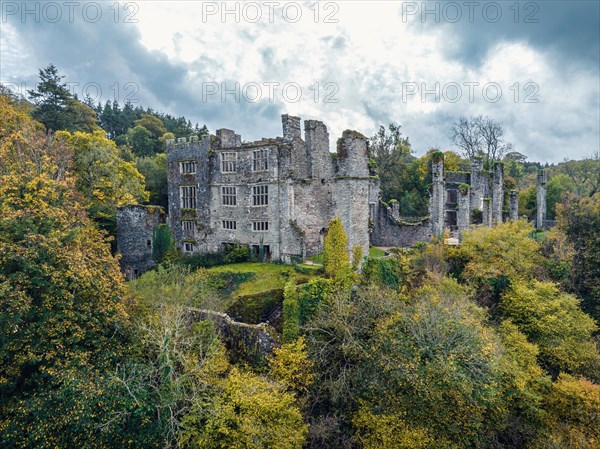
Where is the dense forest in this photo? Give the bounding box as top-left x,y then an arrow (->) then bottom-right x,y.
1,66 -> 599,449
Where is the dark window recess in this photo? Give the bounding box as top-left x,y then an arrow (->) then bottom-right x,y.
446,210 -> 457,226
447,189 -> 458,204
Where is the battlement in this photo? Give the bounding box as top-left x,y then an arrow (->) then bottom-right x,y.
166,135 -> 201,148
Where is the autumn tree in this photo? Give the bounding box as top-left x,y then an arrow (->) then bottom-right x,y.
322,217 -> 354,290
56,130 -> 148,233
356,277 -> 506,448
555,193 -> 600,322
0,93 -> 158,448
180,368 -> 307,449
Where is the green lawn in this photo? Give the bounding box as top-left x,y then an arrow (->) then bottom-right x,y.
207,262 -> 317,325
369,246 -> 387,258
207,262 -> 305,296
306,253 -> 324,265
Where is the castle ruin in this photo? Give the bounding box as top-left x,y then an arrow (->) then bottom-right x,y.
165,115 -> 378,264
116,115 -> 549,278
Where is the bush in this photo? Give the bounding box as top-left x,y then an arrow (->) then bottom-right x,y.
362,257 -> 401,290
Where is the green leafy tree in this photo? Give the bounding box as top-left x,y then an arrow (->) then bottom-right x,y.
127,124 -> 157,156
27,64 -> 100,133
358,277 -> 506,448
180,368 -> 307,449
556,193 -> 600,322
501,280 -> 600,379
135,153 -> 169,210
152,223 -> 175,264
27,64 -> 74,132
56,130 -> 149,234
323,217 -> 354,290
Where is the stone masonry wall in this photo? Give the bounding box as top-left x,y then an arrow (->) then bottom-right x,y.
116,205 -> 165,279
371,204 -> 432,247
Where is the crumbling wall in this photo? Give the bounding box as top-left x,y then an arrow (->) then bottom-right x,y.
371,203 -> 431,247
187,308 -> 277,365
457,185 -> 470,240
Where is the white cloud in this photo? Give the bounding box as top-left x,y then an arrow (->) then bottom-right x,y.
1,1 -> 597,162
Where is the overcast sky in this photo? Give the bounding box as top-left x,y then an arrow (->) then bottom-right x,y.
1,0 -> 598,162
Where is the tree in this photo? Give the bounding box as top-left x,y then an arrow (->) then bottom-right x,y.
134,114 -> 167,140
27,64 -> 73,132
451,116 -> 512,166
136,153 -> 168,209
458,220 -> 543,306
554,155 -> 600,197
369,123 -> 403,162
56,130 -> 149,233
532,374 -> 600,449
152,223 -> 175,264
127,125 -> 157,157
478,115 -> 511,165
556,193 -> 600,322
501,280 -> 599,379
180,368 -> 307,449
0,97 -> 157,447
451,116 -> 482,159
269,336 -> 315,409
27,64 -> 100,134
358,277 -> 506,448
322,217 -> 354,290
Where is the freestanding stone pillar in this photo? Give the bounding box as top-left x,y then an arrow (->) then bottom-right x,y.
470,157 -> 485,213
430,153 -> 445,238
457,184 -> 471,241
482,198 -> 493,228
509,190 -> 519,221
492,162 -> 504,225
536,169 -> 547,230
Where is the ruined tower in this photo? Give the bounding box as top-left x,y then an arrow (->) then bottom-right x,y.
333,130 -> 371,260
116,205 -> 165,279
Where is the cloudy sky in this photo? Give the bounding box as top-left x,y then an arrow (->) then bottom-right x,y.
1,0 -> 598,162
